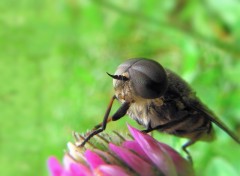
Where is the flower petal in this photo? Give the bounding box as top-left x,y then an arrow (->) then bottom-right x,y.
122,140 -> 152,163
93,149 -> 119,164
63,154 -> 93,176
128,125 -> 177,176
84,150 -> 106,170
63,154 -> 75,170
109,143 -> 155,176
96,165 -> 129,176
47,156 -> 64,176
69,163 -> 93,176
157,143 -> 194,176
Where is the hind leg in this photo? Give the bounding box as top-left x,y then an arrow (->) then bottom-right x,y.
182,133 -> 202,164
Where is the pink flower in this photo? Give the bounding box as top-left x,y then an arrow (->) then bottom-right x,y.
47,125 -> 194,176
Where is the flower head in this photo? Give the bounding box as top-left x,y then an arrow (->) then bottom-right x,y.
48,125 -> 194,176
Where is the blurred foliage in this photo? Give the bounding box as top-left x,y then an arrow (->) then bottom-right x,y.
0,0 -> 240,175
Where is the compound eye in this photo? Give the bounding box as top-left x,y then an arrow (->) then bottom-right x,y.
129,59 -> 168,99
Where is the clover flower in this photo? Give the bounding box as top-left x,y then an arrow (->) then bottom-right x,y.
47,125 -> 194,176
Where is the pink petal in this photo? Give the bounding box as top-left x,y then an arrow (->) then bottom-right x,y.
157,143 -> 194,176
96,165 -> 129,176
122,140 -> 152,163
69,163 -> 93,176
47,156 -> 64,176
63,154 -> 76,170
128,125 -> 177,176
93,149 -> 119,164
63,154 -> 92,176
84,150 -> 106,170
61,171 -> 72,176
109,143 -> 155,176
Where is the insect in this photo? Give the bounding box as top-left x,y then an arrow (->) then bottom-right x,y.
80,58 -> 240,162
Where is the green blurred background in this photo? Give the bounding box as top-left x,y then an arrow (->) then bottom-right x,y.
1,0 -> 240,175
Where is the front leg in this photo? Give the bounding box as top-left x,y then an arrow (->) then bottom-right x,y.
80,99 -> 130,147
90,101 -> 130,130
112,102 -> 130,121
80,96 -> 116,147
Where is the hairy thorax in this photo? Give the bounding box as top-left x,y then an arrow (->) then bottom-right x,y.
127,97 -> 166,128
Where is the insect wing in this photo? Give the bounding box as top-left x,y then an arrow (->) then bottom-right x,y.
187,98 -> 240,144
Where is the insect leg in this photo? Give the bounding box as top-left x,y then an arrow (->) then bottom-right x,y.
90,101 -> 130,130
80,96 -> 116,147
112,101 -> 130,121
92,117 -> 112,131
141,116 -> 188,133
80,98 -> 130,147
182,133 -> 202,164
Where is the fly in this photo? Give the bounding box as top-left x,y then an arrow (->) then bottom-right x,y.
80,58 -> 240,162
